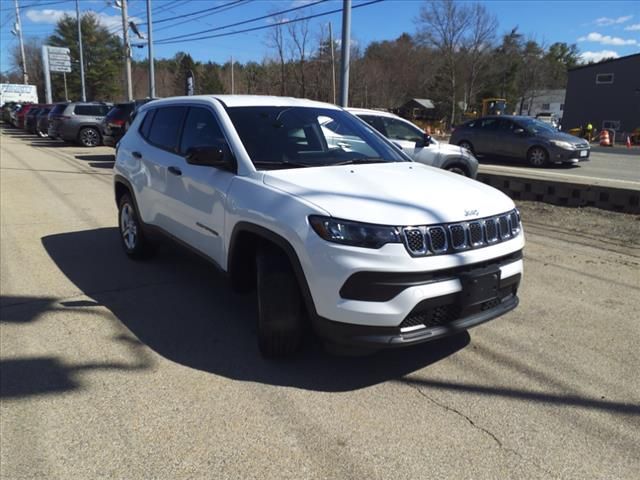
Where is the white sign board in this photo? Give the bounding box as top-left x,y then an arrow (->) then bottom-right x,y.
50,65 -> 72,73
46,45 -> 72,73
47,46 -> 70,55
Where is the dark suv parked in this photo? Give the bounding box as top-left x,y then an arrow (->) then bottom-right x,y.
102,99 -> 155,147
48,102 -> 111,147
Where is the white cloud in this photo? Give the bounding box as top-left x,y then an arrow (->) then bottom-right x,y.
594,15 -> 633,26
579,50 -> 620,63
625,23 -> 640,31
577,32 -> 637,46
26,9 -> 74,24
25,8 -> 140,38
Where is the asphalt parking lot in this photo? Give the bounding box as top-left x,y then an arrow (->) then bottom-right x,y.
1,126 -> 639,479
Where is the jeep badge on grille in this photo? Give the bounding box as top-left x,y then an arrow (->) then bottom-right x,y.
465,209 -> 479,217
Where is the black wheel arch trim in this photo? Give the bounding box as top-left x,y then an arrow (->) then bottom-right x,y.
229,222 -> 319,320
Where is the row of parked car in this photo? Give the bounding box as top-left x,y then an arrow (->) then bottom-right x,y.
1,99 -> 153,148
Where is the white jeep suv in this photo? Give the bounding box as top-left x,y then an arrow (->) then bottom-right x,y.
113,95 -> 524,357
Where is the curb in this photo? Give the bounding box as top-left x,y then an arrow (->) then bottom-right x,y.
477,173 -> 640,214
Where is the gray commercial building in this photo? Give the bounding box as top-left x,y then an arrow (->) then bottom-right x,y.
562,53 -> 640,137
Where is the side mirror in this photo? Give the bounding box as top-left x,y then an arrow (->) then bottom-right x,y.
185,143 -> 235,171
514,128 -> 525,135
415,133 -> 432,148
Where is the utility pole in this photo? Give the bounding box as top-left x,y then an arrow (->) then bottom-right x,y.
76,0 -> 86,101
146,0 -> 155,98
230,56 -> 234,94
339,0 -> 351,107
329,22 -> 336,104
14,0 -> 28,84
121,0 -> 133,100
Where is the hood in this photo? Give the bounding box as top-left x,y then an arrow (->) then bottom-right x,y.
263,162 -> 513,225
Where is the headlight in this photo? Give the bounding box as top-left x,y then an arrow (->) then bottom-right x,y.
549,140 -> 575,150
309,216 -> 401,249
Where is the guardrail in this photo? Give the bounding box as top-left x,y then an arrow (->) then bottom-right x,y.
478,172 -> 640,214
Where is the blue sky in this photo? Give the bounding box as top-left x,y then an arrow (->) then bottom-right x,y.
1,0 -> 639,74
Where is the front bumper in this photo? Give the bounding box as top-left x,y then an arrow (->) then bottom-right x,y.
550,145 -> 590,163
313,283 -> 520,348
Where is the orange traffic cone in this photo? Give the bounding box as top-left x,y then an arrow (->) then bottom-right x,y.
627,136 -> 632,148
600,129 -> 610,146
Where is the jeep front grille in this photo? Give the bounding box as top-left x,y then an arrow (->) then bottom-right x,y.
401,209 -> 521,257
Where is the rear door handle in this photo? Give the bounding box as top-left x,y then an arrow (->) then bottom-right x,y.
132,151 -> 142,159
168,166 -> 182,176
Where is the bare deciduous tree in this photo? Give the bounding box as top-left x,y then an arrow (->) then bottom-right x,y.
288,15 -> 311,97
416,0 -> 471,126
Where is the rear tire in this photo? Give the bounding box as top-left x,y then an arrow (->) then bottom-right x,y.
256,244 -> 304,358
527,146 -> 549,167
118,193 -> 153,260
78,127 -> 101,147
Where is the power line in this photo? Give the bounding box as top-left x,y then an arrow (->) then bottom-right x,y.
139,0 -> 246,26
155,0 -> 384,46
155,0 -> 328,44
0,1 -> 72,12
154,0 -> 250,34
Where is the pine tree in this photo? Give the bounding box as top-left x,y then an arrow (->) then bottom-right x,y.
48,13 -> 121,101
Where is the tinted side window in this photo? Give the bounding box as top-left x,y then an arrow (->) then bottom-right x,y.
479,118 -> 499,130
147,106 -> 187,152
496,119 -> 515,132
74,105 -> 110,116
179,107 -> 225,155
382,118 -> 423,143
139,109 -> 156,140
358,115 -> 385,135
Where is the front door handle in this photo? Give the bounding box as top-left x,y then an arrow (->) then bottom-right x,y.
132,151 -> 142,159
168,166 -> 182,176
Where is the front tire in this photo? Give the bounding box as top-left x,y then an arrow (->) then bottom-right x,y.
118,193 -> 152,259
527,146 -> 549,167
78,127 -> 100,147
256,244 -> 304,358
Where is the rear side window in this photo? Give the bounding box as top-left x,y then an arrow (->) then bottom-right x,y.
357,115 -> 385,135
146,106 -> 187,152
50,104 -> 67,115
179,107 -> 225,155
74,104 -> 110,116
139,109 -> 156,140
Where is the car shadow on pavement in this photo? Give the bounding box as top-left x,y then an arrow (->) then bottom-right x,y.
75,154 -> 115,163
40,227 -> 469,393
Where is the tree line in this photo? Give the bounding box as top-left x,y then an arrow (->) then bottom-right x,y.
3,1 -> 583,126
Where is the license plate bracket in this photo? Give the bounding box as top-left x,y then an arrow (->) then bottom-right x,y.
580,150 -> 588,157
459,267 -> 500,309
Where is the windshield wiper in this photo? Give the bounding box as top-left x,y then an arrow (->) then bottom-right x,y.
253,160 -> 314,169
331,157 -> 388,166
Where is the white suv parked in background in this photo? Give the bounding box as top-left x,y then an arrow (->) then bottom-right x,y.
114,95 -> 524,357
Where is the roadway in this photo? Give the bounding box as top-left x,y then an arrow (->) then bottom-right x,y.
1,126 -> 639,479
477,146 -> 640,188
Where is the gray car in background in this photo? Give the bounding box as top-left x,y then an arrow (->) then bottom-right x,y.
450,115 -> 590,167
48,102 -> 111,147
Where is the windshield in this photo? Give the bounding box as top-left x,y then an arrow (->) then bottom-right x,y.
225,106 -> 408,169
518,117 -> 557,134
